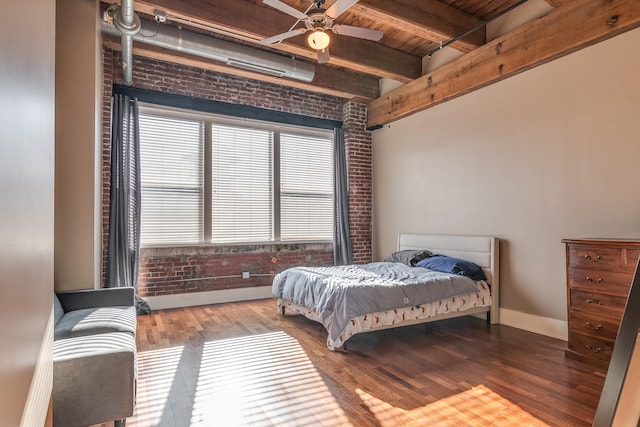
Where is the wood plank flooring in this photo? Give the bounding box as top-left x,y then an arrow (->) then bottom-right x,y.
125,299 -> 607,427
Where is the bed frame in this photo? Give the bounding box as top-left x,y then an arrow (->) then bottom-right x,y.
279,233 -> 500,349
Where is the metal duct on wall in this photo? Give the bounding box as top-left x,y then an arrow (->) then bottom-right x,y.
101,19 -> 316,83
112,0 -> 141,85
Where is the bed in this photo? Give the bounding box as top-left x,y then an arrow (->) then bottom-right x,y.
272,233 -> 500,350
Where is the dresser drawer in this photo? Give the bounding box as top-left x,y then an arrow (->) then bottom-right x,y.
568,331 -> 615,362
567,267 -> 633,295
569,289 -> 626,318
569,309 -> 620,342
623,249 -> 640,273
568,245 -> 623,270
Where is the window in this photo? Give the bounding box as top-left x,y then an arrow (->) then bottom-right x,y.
211,124 -> 272,243
138,105 -> 334,246
139,114 -> 203,245
280,132 -> 333,240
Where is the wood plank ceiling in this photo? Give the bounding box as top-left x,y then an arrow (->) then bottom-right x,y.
101,0 -> 640,127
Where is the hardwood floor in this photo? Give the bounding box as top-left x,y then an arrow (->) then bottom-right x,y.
127,299 -> 607,427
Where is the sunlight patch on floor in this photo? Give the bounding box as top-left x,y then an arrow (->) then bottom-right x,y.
127,346 -> 184,427
356,384 -> 550,427
190,331 -> 351,427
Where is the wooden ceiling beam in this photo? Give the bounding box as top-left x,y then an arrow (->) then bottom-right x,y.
102,0 -> 422,81
367,0 -> 640,129
352,0 -> 485,53
103,36 -> 380,101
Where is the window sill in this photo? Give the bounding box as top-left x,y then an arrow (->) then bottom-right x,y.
140,241 -> 333,257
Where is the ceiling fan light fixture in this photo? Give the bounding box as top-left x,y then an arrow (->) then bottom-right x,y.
307,30 -> 330,50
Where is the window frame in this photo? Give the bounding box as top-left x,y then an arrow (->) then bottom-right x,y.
138,102 -> 335,248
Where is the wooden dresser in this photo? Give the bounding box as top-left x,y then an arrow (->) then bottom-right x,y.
562,238 -> 640,367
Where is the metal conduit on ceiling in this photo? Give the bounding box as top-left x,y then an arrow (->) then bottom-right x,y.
104,4 -> 315,84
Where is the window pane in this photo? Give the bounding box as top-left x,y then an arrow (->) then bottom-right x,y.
280,132 -> 333,240
211,124 -> 273,242
139,113 -> 204,245
281,194 -> 333,240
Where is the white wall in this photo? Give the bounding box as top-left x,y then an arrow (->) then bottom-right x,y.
372,28 -> 640,330
55,0 -> 102,291
0,0 -> 56,424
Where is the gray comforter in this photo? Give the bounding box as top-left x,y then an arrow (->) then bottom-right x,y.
272,262 -> 479,343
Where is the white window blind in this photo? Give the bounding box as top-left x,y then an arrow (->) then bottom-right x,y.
280,132 -> 334,240
136,104 -> 335,246
211,124 -> 273,242
139,113 -> 204,245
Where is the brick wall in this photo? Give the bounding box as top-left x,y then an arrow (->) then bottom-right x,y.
102,48 -> 373,297
138,243 -> 333,297
344,102 -> 373,263
101,50 -> 114,286
114,51 -> 344,120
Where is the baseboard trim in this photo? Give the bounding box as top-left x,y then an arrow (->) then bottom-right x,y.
499,308 -> 568,341
20,309 -> 54,427
144,286 -> 273,310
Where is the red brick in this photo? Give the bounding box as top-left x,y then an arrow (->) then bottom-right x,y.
101,47 -> 373,295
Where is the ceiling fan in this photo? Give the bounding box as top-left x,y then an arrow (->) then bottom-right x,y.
260,0 -> 383,64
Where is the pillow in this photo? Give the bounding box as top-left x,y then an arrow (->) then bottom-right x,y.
415,255 -> 486,281
383,249 -> 433,266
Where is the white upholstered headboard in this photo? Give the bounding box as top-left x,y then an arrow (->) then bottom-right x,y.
398,233 -> 500,322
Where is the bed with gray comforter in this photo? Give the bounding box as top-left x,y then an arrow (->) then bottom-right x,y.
272,262 -> 479,347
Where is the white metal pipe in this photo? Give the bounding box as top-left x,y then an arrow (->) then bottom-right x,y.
120,0 -> 135,25
113,0 -> 141,85
121,34 -> 133,85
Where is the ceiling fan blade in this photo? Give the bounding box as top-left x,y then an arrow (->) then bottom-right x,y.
259,29 -> 306,45
263,0 -> 308,20
325,0 -> 360,19
332,24 -> 383,41
317,47 -> 331,64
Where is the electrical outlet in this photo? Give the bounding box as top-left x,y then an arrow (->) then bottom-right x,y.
242,271 -> 250,279
403,297 -> 409,304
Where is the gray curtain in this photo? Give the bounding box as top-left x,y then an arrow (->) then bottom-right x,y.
106,93 -> 150,314
333,128 -> 353,265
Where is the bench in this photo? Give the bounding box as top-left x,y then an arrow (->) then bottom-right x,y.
53,287 -> 137,427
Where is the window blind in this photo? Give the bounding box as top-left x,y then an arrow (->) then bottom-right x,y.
280,132 -> 334,240
211,124 -> 273,242
136,104 -> 334,246
139,113 -> 204,245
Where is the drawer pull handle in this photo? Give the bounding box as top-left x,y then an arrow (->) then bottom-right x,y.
586,344 -> 603,353
586,298 -> 603,305
585,277 -> 604,283
586,322 -> 603,330
596,278 -> 603,283
583,255 -> 602,261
